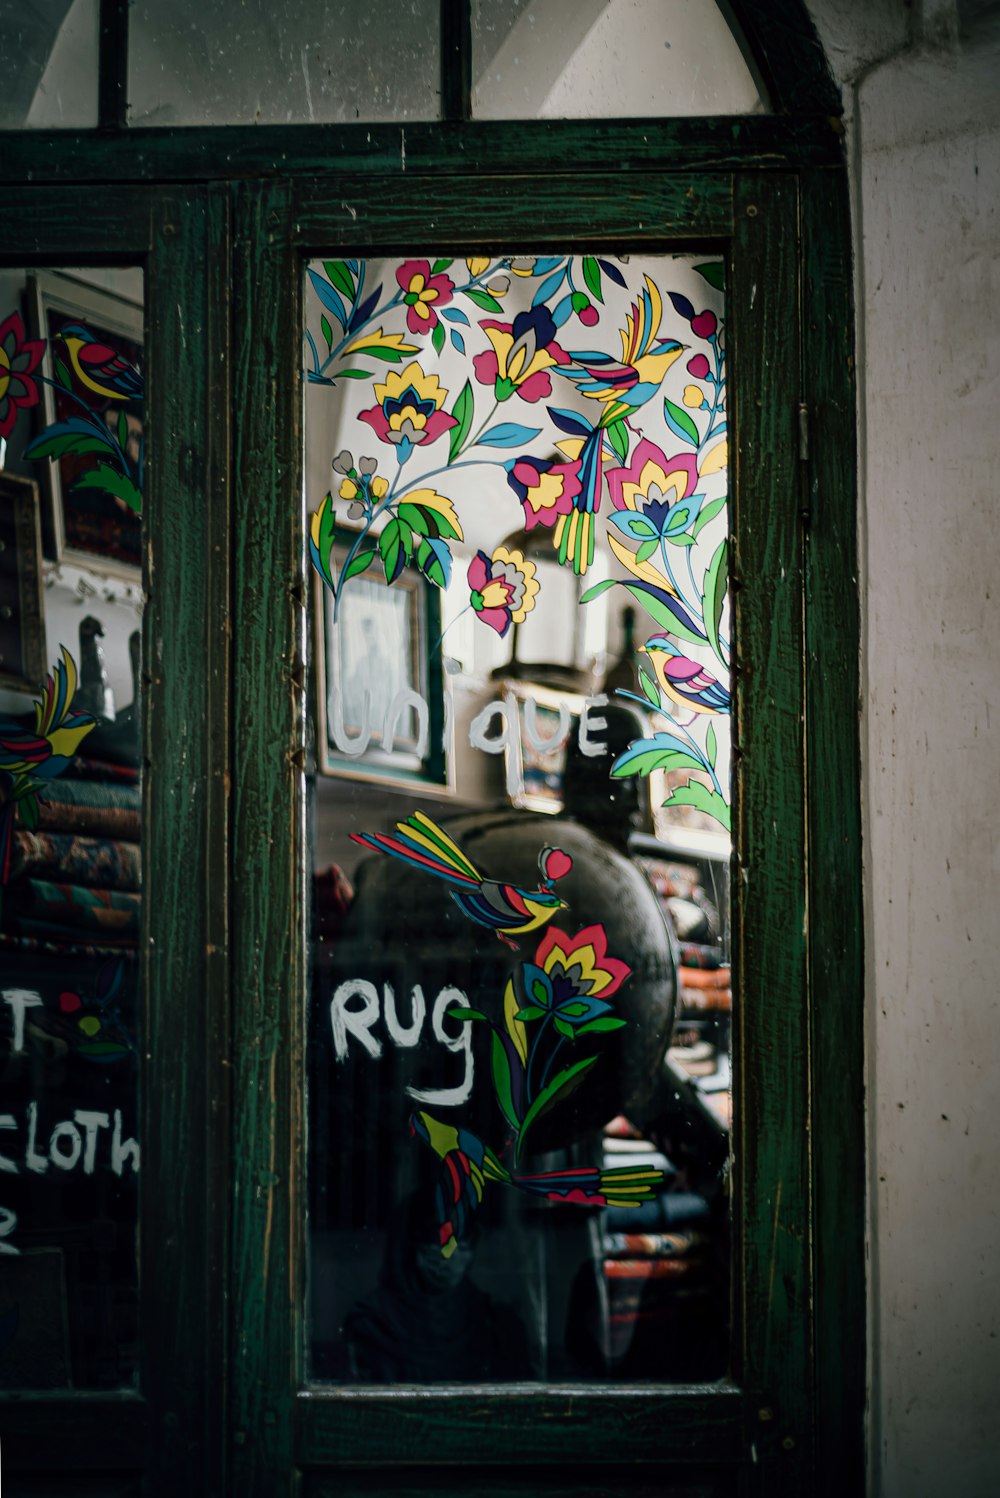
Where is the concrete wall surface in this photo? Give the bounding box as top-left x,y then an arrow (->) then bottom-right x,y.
809,3 -> 1000,1494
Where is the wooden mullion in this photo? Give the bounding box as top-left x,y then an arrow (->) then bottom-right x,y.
98,0 -> 130,132
800,167 -> 865,1498
296,1387 -> 750,1468
0,115 -> 844,187
290,171 -> 733,251
143,186 -> 230,1498
441,0 -> 472,122
229,178 -> 304,1498
729,173 -> 812,1492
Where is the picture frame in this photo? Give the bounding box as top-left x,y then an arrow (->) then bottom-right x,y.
28,271 -> 143,579
313,545 -> 452,793
0,471 -> 47,693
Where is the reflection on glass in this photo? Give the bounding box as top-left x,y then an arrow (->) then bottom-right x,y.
0,0 -> 99,129
305,252 -> 731,1382
0,267 -> 143,1389
128,0 -> 441,126
472,0 -> 767,119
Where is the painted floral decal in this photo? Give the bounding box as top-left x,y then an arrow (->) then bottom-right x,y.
305,253 -> 730,831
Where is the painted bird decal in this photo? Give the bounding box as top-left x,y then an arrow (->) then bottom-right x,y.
643,635 -> 731,717
551,275 -> 685,575
351,810 -> 573,947
0,648 -> 95,883
57,323 -> 144,403
411,1110 -> 663,1257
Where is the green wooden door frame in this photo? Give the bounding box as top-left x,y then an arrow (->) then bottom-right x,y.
0,14 -> 863,1494
0,184 -> 231,1496
228,158 -> 862,1498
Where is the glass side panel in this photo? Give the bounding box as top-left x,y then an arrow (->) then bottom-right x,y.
472,0 -> 767,119
0,0 -> 99,129
1,268 -> 143,1388
304,253 -> 731,1383
128,0 -> 441,126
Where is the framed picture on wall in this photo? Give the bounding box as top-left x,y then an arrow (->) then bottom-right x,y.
0,472 -> 47,694
28,272 -> 143,578
313,543 -> 452,793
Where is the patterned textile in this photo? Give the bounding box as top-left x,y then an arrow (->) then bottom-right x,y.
10,831 -> 141,892
37,798 -> 141,840
6,878 -> 140,935
38,777 -> 140,812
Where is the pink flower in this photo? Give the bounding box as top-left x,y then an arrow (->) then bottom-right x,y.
0,311 -> 45,439
396,259 -> 455,335
472,306 -> 568,404
506,455 -> 582,531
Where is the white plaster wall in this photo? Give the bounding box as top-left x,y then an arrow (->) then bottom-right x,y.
809,3 -> 1000,1493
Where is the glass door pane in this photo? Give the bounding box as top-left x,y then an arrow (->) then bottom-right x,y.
303,252 -> 731,1383
1,267 -> 144,1388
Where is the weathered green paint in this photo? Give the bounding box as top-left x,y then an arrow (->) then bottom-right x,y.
297,1387 -> 750,1467
730,174 -> 812,1494
0,3 -> 864,1491
0,116 -> 844,189
229,179 -> 304,1498
800,170 -> 866,1498
143,185 -> 233,1498
291,171 -> 733,248
306,1469 -> 736,1498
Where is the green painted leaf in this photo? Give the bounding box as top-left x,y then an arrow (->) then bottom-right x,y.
342,547 -> 376,582
704,539 -> 728,663
322,259 -> 355,299
638,664 -> 660,706
431,258 -> 453,275
491,1031 -> 520,1131
636,538 -> 659,564
320,313 -> 333,349
579,577 -> 617,605
379,518 -> 410,583
621,585 -> 707,647
662,780 -> 731,833
582,255 -> 604,304
664,397 -> 700,446
448,379 -> 473,464
397,502 -> 429,537
695,261 -> 725,291
117,411 -> 128,449
554,1017 -> 576,1039
706,721 -> 717,769
347,345 -> 403,363
73,463 -> 142,514
446,1006 -> 488,1022
612,748 -> 704,777
415,538 -> 448,589
517,1056 -> 599,1161
606,417 -> 629,462
464,288 -> 503,314
334,368 -> 372,379
692,494 -> 728,538
514,1006 -> 546,1022
26,433 -> 110,460
432,320 -> 445,356
18,794 -> 40,832
53,357 -> 73,392
575,1016 -> 627,1035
